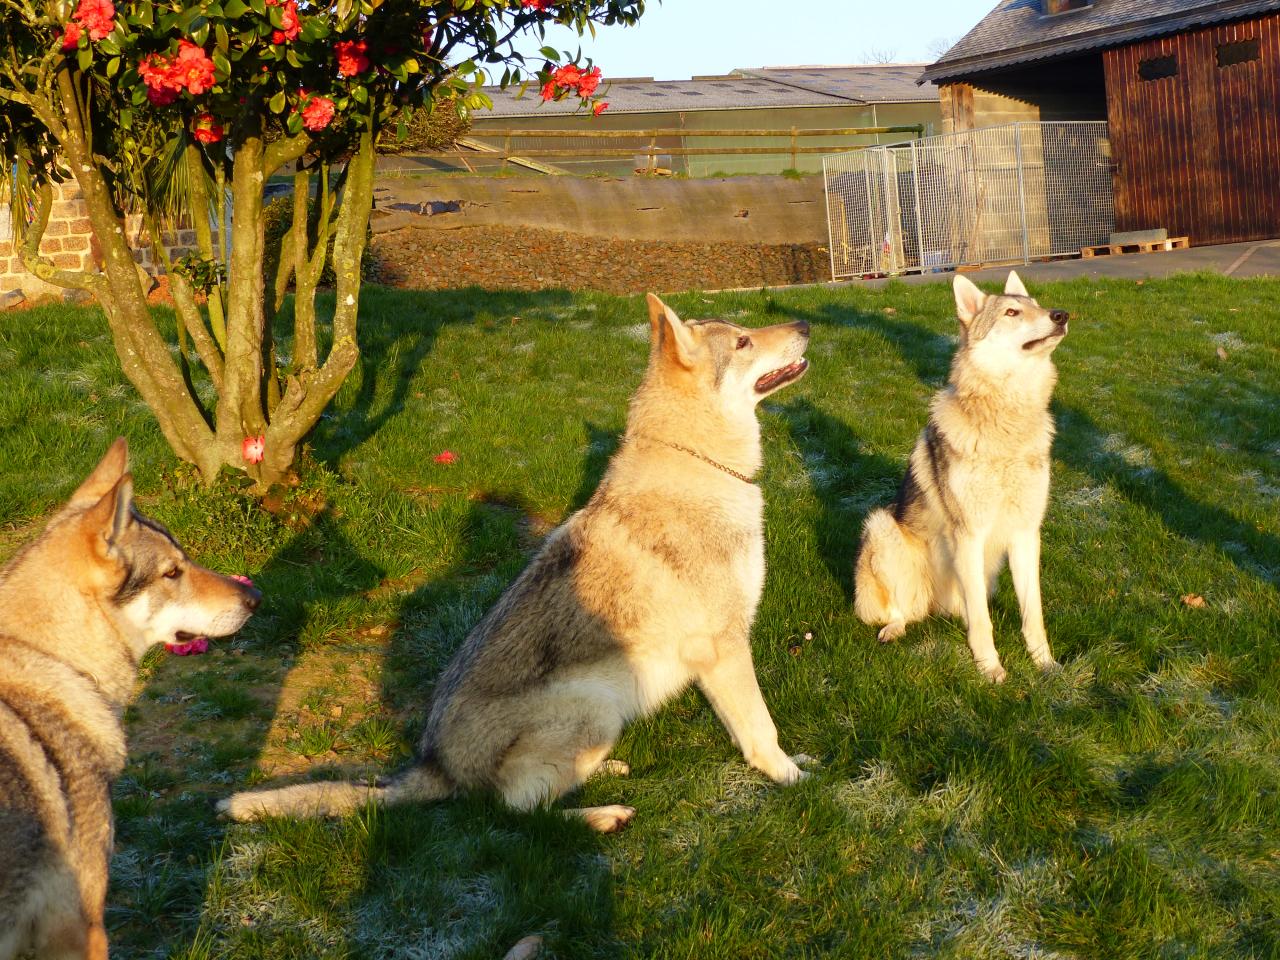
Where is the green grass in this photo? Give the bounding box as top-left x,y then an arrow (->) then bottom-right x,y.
1,275 -> 1278,959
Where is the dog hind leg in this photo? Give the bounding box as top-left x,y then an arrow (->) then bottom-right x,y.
855,508 -> 932,641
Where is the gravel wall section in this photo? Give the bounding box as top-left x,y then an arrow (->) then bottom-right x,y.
370,224 -> 830,293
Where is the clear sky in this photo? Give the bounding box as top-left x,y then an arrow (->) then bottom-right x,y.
512,0 -> 997,80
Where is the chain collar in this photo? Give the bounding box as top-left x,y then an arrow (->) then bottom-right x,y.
626,435 -> 756,485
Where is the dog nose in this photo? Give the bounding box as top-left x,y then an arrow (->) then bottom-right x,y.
241,587 -> 262,612
793,319 -> 810,337
1050,309 -> 1070,326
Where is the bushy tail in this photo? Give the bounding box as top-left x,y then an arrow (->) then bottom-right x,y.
853,507 -> 931,626
217,764 -> 452,822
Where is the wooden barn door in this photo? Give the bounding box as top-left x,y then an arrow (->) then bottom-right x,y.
1103,13 -> 1280,245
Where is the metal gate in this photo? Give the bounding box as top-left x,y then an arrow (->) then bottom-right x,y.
823,121 -> 1115,280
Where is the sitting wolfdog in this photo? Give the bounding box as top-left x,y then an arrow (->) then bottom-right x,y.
222,294 -> 811,832
854,272 -> 1069,682
0,439 -> 260,960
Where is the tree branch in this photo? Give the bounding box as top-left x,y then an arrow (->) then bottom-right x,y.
19,180 -> 108,294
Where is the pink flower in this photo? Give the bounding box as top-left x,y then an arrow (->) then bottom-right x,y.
575,66 -> 601,98
192,112 -> 223,143
72,0 -> 115,42
272,0 -> 301,43
242,434 -> 265,464
60,21 -> 81,51
592,100 -> 609,116
335,39 -> 369,76
300,94 -> 335,131
433,450 -> 457,465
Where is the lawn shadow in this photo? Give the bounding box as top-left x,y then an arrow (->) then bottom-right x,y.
309,286 -> 578,466
780,397 -> 903,603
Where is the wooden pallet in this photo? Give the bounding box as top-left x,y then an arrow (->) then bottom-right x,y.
1081,236 -> 1190,258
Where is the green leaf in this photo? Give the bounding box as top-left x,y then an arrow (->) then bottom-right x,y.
213,51 -> 231,77
300,17 -> 328,41
352,85 -> 368,104
269,90 -> 286,114
77,46 -> 92,71
215,23 -> 230,52
539,46 -> 560,60
98,33 -> 120,56
249,0 -> 266,15
286,48 -> 302,68
191,20 -> 210,46
106,56 -> 121,78
223,0 -> 249,16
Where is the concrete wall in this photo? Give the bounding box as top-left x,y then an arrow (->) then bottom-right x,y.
371,173 -> 829,245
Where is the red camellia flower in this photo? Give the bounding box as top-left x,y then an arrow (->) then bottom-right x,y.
272,0 -> 301,43
72,0 -> 115,42
60,21 -> 81,51
335,39 -> 369,77
300,94 -> 335,131
593,100 -> 609,116
552,63 -> 582,89
576,65 -> 602,98
173,39 -> 216,94
139,54 -> 180,105
433,450 -> 457,465
192,112 -> 223,144
540,79 -> 557,101
241,434 -> 265,464
521,0 -> 554,8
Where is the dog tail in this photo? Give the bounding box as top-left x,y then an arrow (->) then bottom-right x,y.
217,763 -> 452,822
853,507 -> 930,627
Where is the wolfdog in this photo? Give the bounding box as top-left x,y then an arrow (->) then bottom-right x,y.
854,272 -> 1069,682
0,439 -> 260,960
221,293 -> 811,832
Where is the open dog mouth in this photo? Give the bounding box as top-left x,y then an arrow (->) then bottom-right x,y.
1023,322 -> 1068,351
755,358 -> 809,393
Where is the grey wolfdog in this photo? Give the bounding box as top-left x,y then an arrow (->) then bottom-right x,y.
0,439 -> 260,960
855,272 -> 1069,682
221,293 -> 812,831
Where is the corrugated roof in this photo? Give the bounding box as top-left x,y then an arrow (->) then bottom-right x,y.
481,65 -> 937,118
745,65 -> 939,103
922,0 -> 1280,83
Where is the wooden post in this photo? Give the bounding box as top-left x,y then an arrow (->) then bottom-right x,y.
790,126 -> 798,171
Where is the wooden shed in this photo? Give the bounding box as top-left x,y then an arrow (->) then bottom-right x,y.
921,0 -> 1280,246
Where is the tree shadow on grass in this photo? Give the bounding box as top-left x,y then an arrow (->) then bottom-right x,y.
307,286 -> 578,466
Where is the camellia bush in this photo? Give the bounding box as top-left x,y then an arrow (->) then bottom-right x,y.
0,0 -> 641,487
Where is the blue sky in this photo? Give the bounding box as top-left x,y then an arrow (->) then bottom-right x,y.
513,0 -> 997,80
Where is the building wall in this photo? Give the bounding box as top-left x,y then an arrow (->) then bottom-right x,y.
936,54 -> 1108,134
1104,11 -> 1280,244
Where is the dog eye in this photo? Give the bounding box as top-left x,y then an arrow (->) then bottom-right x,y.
1005,308 -> 1019,316
736,335 -> 752,350
163,566 -> 183,580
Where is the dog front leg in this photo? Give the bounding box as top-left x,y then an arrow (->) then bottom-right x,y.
954,535 -> 1005,682
1008,529 -> 1057,672
696,644 -> 803,784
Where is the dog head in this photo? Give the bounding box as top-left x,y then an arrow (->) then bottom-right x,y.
60,439 -> 261,659
645,294 -> 810,417
952,272 -> 1069,375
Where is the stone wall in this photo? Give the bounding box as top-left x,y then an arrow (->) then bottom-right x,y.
0,180 -> 203,306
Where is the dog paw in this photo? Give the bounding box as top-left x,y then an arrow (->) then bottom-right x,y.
877,621 -> 906,643
502,936 -> 544,960
790,753 -> 820,769
572,804 -> 636,834
599,759 -> 631,777
978,661 -> 1008,684
1036,657 -> 1062,674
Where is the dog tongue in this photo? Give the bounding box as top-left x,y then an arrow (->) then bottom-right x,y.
166,636 -> 209,656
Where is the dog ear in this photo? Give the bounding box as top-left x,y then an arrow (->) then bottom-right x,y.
1003,270 -> 1029,298
646,293 -> 697,369
83,473 -> 134,558
953,275 -> 987,327
66,437 -> 129,510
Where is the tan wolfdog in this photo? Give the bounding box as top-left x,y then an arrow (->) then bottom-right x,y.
0,439 -> 260,960
221,293 -> 811,832
854,272 -> 1069,682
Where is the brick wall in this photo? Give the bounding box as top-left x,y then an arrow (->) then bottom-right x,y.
1,179 -> 207,305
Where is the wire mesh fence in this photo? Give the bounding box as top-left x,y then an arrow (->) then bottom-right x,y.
823,121 -> 1114,280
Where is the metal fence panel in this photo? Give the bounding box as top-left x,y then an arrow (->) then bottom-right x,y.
824,121 -> 1113,280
